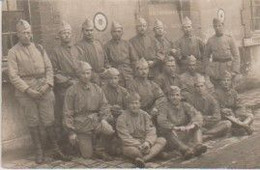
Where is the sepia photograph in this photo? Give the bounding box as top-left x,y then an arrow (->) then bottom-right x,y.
1,0 -> 260,168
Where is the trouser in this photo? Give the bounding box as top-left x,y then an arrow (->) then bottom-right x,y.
203,120 -> 232,138
160,128 -> 202,153
122,137 -> 166,161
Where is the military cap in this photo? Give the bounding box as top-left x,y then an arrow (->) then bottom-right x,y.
126,92 -> 141,103
213,18 -> 223,25
167,85 -> 181,95
135,57 -> 149,69
186,55 -> 197,64
182,16 -> 192,27
221,71 -> 232,79
76,61 -> 92,74
111,21 -> 123,31
136,17 -> 147,26
16,19 -> 31,32
82,18 -> 94,29
59,21 -> 72,33
194,74 -> 206,85
154,19 -> 164,29
164,55 -> 176,64
103,67 -> 120,79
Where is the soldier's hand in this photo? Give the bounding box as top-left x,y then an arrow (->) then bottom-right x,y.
39,84 -> 51,95
26,88 -> 42,99
69,133 -> 78,146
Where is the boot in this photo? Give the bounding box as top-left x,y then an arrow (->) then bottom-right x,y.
134,157 -> 146,168
45,126 -> 72,161
94,150 -> 113,161
29,127 -> 44,164
193,144 -> 207,156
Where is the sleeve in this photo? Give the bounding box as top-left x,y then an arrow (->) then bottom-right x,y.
116,114 -> 142,147
152,82 -> 166,109
101,42 -> 110,69
198,38 -> 205,59
63,87 -> 76,135
98,86 -> 112,120
157,103 -> 174,130
210,96 -> 221,120
42,50 -> 54,87
144,113 -> 157,146
128,42 -> 139,67
7,50 -> 30,92
122,88 -> 130,109
229,37 -> 240,73
184,102 -> 203,127
203,39 -> 212,74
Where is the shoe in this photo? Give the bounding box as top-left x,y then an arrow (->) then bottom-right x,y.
53,149 -> 72,161
134,157 -> 145,168
182,149 -> 194,160
95,151 -> 113,161
193,144 -> 207,156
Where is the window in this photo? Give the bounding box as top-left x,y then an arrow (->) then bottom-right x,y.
2,0 -> 29,57
251,0 -> 260,31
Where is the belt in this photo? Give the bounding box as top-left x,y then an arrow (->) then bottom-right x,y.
20,73 -> 45,79
212,58 -> 232,63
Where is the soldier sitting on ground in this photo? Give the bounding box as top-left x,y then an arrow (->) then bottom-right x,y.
188,75 -> 232,141
214,71 -> 254,136
157,86 -> 207,160
63,61 -> 115,161
116,92 -> 166,168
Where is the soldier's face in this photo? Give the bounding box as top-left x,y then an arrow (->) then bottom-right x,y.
187,63 -> 196,72
128,100 -> 141,114
168,92 -> 181,106
111,28 -> 123,40
79,69 -> 92,83
220,78 -> 232,90
214,23 -> 224,36
165,62 -> 176,74
60,29 -> 72,43
82,27 -> 94,40
154,27 -> 164,37
195,82 -> 206,95
108,75 -> 119,87
136,66 -> 149,78
136,23 -> 147,35
183,25 -> 192,37
17,28 -> 32,45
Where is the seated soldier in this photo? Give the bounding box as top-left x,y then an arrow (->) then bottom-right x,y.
128,58 -> 165,123
154,55 -> 180,94
116,92 -> 166,168
101,67 -> 129,155
63,61 -> 115,160
157,86 -> 207,160
188,75 -> 232,141
214,71 -> 254,136
180,55 -> 214,102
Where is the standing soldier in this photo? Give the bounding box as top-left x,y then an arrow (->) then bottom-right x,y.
189,75 -> 232,141
214,71 -> 254,136
157,86 -> 207,160
154,55 -> 180,94
7,19 -> 70,164
174,16 -> 205,73
50,21 -> 81,141
105,21 -> 137,87
129,17 -> 157,79
128,58 -> 165,122
63,61 -> 115,160
204,18 -> 240,85
180,55 -> 214,101
116,92 -> 166,168
76,18 -> 108,85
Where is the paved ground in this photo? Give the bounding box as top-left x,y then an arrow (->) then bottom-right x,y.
2,88 -> 260,168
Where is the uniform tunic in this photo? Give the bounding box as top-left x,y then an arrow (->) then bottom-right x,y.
116,109 -> 157,147
204,34 -> 240,80
214,88 -> 238,110
128,78 -> 165,113
154,72 -> 180,94
153,36 -> 173,55
63,82 -> 110,134
105,39 -> 137,85
8,42 -> 54,127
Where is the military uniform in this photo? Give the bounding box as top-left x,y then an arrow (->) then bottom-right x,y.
204,34 -> 240,80
154,72 -> 180,94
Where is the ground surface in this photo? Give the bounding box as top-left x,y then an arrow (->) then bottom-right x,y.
2,88 -> 260,168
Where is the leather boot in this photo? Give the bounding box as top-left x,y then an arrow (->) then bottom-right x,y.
45,125 -> 72,161
29,127 -> 44,164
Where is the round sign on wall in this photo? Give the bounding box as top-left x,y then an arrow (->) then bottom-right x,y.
93,12 -> 108,32
217,8 -> 225,23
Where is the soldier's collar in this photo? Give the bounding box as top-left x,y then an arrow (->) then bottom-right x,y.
79,82 -> 91,90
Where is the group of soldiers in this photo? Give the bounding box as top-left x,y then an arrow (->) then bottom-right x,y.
7,15 -> 254,168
